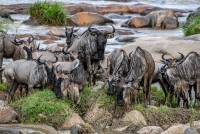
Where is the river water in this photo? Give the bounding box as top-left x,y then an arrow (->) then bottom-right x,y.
1,0 -> 200,52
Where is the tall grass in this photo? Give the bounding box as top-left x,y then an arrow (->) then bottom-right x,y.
183,15 -> 200,36
29,2 -> 69,25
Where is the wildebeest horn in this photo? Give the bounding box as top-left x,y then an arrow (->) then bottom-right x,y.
161,53 -> 167,60
53,56 -> 58,63
37,44 -> 40,51
62,47 -> 69,55
88,24 -> 97,33
177,52 -> 184,61
28,35 -> 34,43
56,64 -> 61,72
111,25 -> 115,33
12,36 -> 24,45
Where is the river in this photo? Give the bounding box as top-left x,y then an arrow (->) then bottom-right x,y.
1,0 -> 200,55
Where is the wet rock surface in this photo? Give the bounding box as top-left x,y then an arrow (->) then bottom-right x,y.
126,10 -> 179,29
0,100 -> 18,124
0,124 -> 59,134
71,12 -> 114,26
137,126 -> 164,134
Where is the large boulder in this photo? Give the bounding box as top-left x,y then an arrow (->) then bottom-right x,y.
48,27 -> 65,37
127,16 -> 150,28
0,101 -> 18,123
71,12 -> 113,26
161,124 -> 190,134
122,110 -> 147,126
62,113 -> 85,129
147,10 -> 179,29
126,10 -> 179,29
137,126 -> 164,134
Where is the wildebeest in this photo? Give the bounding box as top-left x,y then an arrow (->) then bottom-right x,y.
65,26 -> 79,49
67,25 -> 115,85
160,52 -> 200,107
107,48 -> 129,95
0,33 -> 35,82
124,47 -> 155,107
54,59 -> 87,103
3,56 -> 48,99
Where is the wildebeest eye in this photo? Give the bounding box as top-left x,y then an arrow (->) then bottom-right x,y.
91,32 -> 97,37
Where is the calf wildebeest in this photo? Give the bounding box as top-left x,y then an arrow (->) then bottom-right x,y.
53,59 -> 87,103
123,47 -> 155,107
3,56 -> 48,99
160,52 -> 200,107
107,48 -> 129,95
0,33 -> 34,82
67,25 -> 115,85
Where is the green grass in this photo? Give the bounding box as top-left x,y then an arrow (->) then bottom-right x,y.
151,86 -> 165,105
29,2 -> 70,25
183,15 -> 200,36
78,84 -> 115,116
11,90 -> 74,128
0,83 -> 8,91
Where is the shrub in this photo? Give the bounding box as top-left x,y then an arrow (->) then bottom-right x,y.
183,15 -> 200,36
29,2 -> 69,25
11,90 -> 74,128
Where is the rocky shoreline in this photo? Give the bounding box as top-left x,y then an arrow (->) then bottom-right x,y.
0,3 -> 190,15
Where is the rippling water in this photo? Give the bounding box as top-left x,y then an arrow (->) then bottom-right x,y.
0,0 -> 200,9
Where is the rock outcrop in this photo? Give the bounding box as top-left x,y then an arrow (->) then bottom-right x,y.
126,10 -> 179,29
71,12 -> 113,26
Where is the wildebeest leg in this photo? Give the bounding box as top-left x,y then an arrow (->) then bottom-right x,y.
159,79 -> 168,104
143,75 -> 148,108
0,53 -> 3,83
9,81 -> 19,100
86,56 -> 92,86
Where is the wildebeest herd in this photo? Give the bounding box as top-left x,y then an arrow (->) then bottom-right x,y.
0,25 -> 200,109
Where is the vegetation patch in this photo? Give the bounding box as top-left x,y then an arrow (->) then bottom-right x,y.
0,83 -> 8,92
78,85 -> 115,116
183,15 -> 200,36
133,104 -> 200,129
29,2 -> 70,25
11,90 -> 74,128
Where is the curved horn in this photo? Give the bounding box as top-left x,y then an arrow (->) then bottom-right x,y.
28,35 -> 34,43
62,47 -> 69,55
12,36 -> 23,45
56,64 -> 61,73
161,53 -> 167,60
111,25 -> 115,33
37,44 -> 40,51
177,52 -> 184,61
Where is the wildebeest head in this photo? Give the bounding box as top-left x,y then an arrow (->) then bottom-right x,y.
88,25 -> 115,46
65,26 -> 79,49
114,79 -> 139,106
12,35 -> 35,47
161,52 -> 184,67
54,59 -> 80,98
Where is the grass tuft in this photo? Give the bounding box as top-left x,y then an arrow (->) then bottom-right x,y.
183,15 -> 200,36
29,2 -> 70,25
11,90 -> 73,128
0,83 -> 8,92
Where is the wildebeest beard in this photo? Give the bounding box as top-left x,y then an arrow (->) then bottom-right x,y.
55,77 -> 63,98
108,79 -> 115,95
116,86 -> 124,106
92,41 -> 106,61
46,66 -> 54,86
